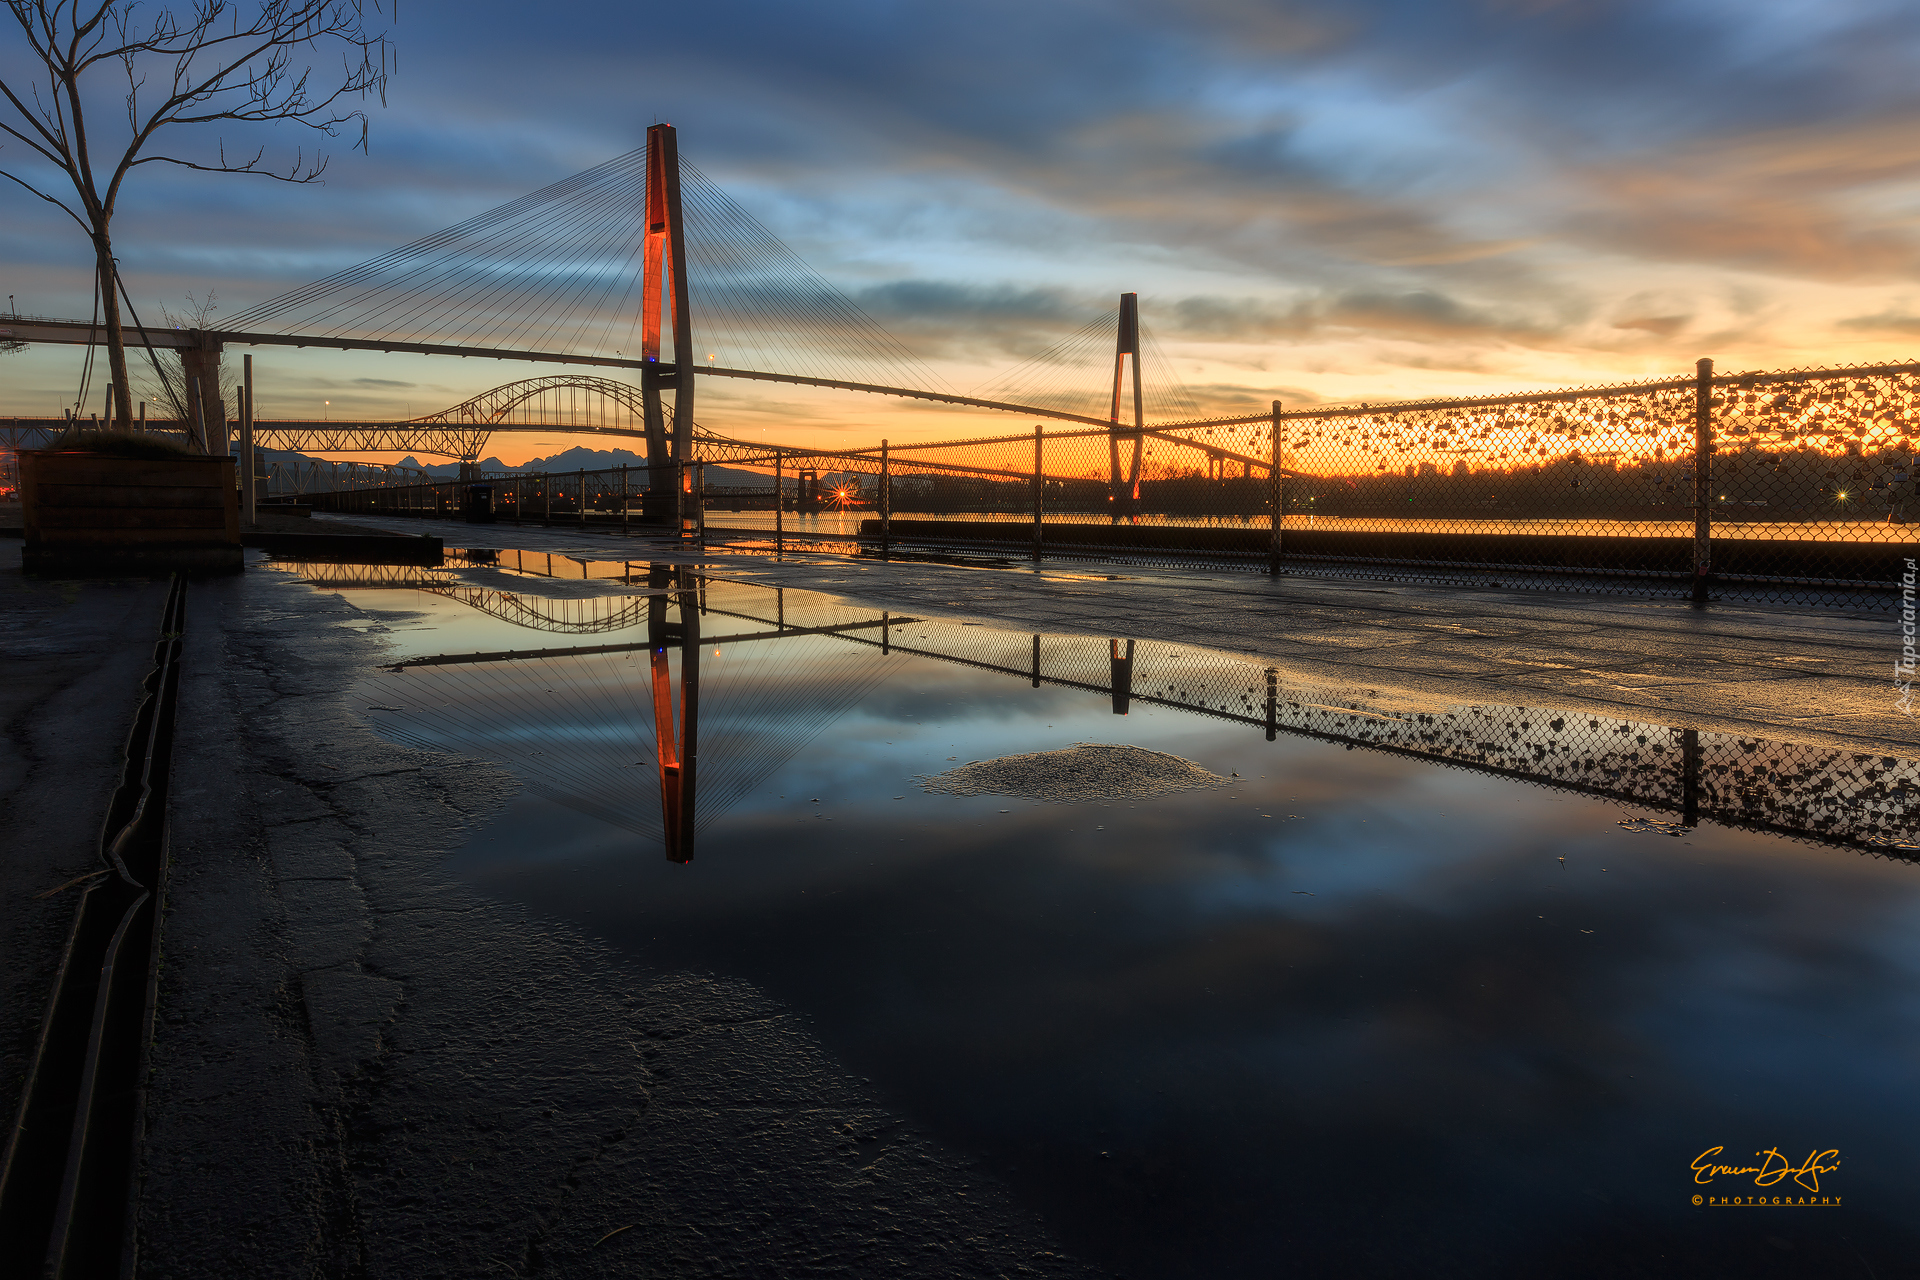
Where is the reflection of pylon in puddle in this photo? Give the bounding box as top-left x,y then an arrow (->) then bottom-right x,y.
648,567 -> 699,863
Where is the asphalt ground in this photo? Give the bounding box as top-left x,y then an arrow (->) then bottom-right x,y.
5,518 -> 1913,1277
134,557 -> 1099,1278
0,544 -> 169,1146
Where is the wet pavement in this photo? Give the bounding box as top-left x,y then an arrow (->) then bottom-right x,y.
9,520 -> 1917,1277
133,547 -> 1920,1277
0,545 -> 171,1146
307,511 -> 1918,757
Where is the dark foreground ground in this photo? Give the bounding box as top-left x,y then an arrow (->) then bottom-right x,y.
4,522 -> 1915,1277
134,554 -> 1099,1278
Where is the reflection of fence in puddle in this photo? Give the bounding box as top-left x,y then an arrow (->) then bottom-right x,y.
336,562 -> 1918,862
268,559 -> 662,634
701,580 -> 1920,861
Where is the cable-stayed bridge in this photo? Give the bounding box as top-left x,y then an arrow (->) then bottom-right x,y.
6,123 -> 1269,511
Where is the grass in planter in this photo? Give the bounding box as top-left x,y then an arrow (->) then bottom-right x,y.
47,428 -> 198,459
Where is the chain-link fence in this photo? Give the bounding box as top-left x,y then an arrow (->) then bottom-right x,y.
690,577 -> 1919,858
366,556 -> 1913,858
307,358 -> 1919,607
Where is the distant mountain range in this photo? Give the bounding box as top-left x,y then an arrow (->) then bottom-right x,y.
256,442 -> 859,489
392,445 -> 768,486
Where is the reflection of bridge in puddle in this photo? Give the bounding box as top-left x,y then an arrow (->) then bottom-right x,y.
270,559 -> 665,634
305,554 -> 1919,865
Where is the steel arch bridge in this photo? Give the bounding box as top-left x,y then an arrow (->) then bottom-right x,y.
249,375 -> 656,462
2,368 -> 1278,484
242,373 -> 955,476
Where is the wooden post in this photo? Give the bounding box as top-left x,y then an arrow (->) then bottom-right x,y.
242,355 -> 256,525
1032,424 -> 1043,564
696,462 -> 707,546
774,452 -> 784,556
1692,358 -> 1713,604
1269,400 -> 1283,575
544,472 -> 551,523
1031,634 -> 1040,688
1265,668 -> 1278,741
578,468 -> 586,525
880,440 -> 890,557
621,464 -> 630,537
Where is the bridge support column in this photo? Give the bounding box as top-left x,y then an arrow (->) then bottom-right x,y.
181,331 -> 224,454
642,367 -> 671,523
1107,293 -> 1144,523
641,124 -> 695,529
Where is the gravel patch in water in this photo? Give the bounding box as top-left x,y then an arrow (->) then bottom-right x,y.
917,742 -> 1229,803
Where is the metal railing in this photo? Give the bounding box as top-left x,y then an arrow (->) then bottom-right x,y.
303,357 -> 1918,606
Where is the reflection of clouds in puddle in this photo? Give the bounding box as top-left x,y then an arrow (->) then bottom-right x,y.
290,563 -> 1920,1275
451,732 -> 1920,1277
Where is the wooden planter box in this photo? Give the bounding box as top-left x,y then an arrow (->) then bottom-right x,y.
20,450 -> 241,573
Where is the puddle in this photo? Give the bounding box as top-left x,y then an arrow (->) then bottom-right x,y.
266,554 -> 1920,1275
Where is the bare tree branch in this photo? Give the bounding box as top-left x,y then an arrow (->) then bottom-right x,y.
0,0 -> 394,435
0,163 -> 91,228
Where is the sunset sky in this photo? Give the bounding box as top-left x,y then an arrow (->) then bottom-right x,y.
4,0 -> 1919,465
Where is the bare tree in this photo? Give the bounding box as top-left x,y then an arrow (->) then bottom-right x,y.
1,0 -> 393,436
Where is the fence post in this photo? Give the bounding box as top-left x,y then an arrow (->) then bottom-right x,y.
774,452 -> 784,556
1269,400 -> 1283,575
1681,726 -> 1702,826
578,468 -> 586,526
880,439 -> 891,557
1693,358 -> 1713,604
697,462 -> 707,547
1265,667 -> 1278,741
1032,425 -> 1043,564
241,355 -> 255,525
